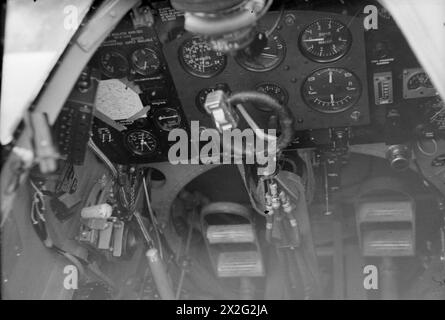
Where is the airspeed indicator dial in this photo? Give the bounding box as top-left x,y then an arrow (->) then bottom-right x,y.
299,18 -> 352,62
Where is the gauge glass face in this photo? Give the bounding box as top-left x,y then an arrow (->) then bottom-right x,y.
179,37 -> 227,78
299,18 -> 352,62
131,48 -> 161,76
235,32 -> 286,72
99,50 -> 129,78
125,130 -> 158,156
407,72 -> 433,90
255,83 -> 289,111
302,68 -> 361,113
153,108 -> 182,131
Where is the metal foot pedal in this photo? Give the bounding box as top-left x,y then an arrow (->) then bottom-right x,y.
355,178 -> 416,257
217,251 -> 264,277
207,224 -> 255,244
201,202 -> 264,278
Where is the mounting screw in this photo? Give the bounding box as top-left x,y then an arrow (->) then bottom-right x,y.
350,110 -> 361,122
284,14 -> 296,26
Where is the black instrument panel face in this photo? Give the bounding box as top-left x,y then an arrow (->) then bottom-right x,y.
357,8 -> 442,146
90,18 -> 188,164
161,11 -> 370,131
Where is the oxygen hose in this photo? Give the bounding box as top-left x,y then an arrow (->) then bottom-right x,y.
228,91 -> 294,158
228,91 -> 295,152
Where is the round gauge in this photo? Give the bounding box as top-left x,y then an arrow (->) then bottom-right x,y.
301,68 -> 361,113
299,18 -> 352,63
179,37 -> 227,78
255,83 -> 289,106
125,130 -> 158,156
131,48 -> 161,76
235,32 -> 286,72
153,108 -> 182,131
99,50 -> 129,78
408,72 -> 433,90
195,84 -> 231,114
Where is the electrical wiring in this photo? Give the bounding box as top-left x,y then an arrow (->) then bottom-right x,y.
29,179 -> 88,281
265,2 -> 285,37
416,138 -> 438,157
87,138 -> 118,178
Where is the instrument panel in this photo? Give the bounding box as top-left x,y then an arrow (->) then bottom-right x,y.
160,11 -> 370,132
90,18 -> 188,164
85,5 -> 443,165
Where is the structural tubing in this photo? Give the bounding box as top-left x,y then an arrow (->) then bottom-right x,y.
146,248 -> 175,300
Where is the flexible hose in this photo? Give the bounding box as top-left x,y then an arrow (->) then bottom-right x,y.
228,91 -> 295,152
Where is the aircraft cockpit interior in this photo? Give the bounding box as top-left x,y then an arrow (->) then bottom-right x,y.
1,0 -> 445,300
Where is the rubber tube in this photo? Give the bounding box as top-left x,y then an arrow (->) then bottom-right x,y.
228,91 -> 295,152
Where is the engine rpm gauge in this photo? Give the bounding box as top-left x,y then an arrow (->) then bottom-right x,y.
131,48 -> 161,76
235,32 -> 286,72
99,50 -> 129,78
125,130 -> 158,156
299,18 -> 352,63
302,68 -> 361,113
179,37 -> 227,78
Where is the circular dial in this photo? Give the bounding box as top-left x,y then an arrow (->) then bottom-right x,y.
299,18 -> 352,62
179,37 -> 227,78
255,83 -> 288,111
195,84 -> 231,114
153,108 -> 182,131
131,48 -> 161,76
256,83 -> 289,105
408,72 -> 433,90
125,130 -> 158,156
99,50 -> 129,78
302,68 -> 361,113
235,32 -> 286,72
